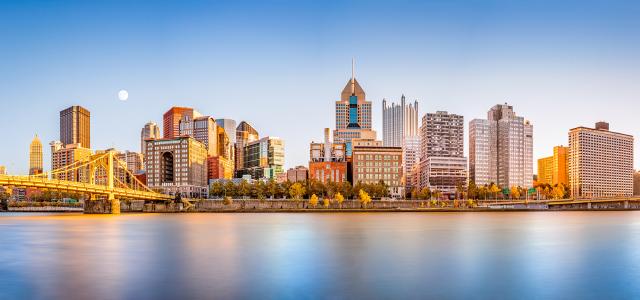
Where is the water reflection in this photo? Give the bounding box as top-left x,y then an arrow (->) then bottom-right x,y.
1,212 -> 640,299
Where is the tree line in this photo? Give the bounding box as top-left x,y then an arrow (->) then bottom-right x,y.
209,179 -> 390,200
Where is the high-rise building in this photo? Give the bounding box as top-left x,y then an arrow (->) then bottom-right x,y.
145,137 -> 208,198
402,136 -> 420,192
287,166 -> 309,182
419,111 -> 467,195
242,136 -> 285,180
116,151 -> 144,174
469,119 -> 490,186
207,126 -> 235,180
60,106 -> 90,148
140,122 -> 161,160
469,104 -> 533,189
50,143 -> 92,182
568,122 -> 633,198
333,61 -> 377,156
29,135 -> 43,175
309,128 -> 348,184
537,146 -> 569,186
382,95 -> 419,147
179,115 -> 218,156
537,156 -> 553,185
352,140 -> 404,197
216,119 -> 237,144
235,121 -> 259,176
162,107 -> 201,139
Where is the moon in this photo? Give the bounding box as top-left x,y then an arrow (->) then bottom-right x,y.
118,89 -> 129,101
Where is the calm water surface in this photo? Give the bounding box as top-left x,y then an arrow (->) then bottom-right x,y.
1,211 -> 640,299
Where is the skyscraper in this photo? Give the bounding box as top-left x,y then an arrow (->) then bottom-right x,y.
419,111 -> 467,195
333,60 -> 376,156
568,122 -> 633,198
140,122 -> 161,160
242,136 -> 285,180
29,135 -> 43,175
469,119 -> 491,186
162,107 -> 201,139
179,115 -> 218,156
469,103 -> 533,189
235,121 -> 259,177
60,106 -> 90,148
216,119 -> 237,144
382,95 -> 419,147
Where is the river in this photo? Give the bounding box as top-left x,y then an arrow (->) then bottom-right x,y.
1,211 -> 639,299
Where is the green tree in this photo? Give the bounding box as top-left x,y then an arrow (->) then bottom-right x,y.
266,179 -> 279,199
289,182 -> 306,200
224,181 -> 237,197
238,180 -> 251,198
210,181 -> 224,198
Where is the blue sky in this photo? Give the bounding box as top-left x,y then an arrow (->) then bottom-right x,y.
1,0 -> 639,174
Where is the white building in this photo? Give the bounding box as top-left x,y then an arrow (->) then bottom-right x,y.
469,104 -> 533,189
382,95 -> 419,147
568,122 -> 633,198
419,111 -> 467,195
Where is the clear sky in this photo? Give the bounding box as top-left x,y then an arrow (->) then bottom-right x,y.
1,0 -> 639,174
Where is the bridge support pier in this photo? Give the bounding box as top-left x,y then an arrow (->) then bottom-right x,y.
84,199 -> 120,214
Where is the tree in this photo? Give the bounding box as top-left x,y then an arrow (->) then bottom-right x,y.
467,180 -> 478,200
335,192 -> 345,209
489,183 -> 501,201
210,181 -> 224,198
289,182 -> 306,200
323,197 -> 331,208
418,187 -> 431,200
552,184 -> 566,199
309,194 -> 319,207
266,179 -> 279,199
456,182 -> 466,200
224,181 -> 237,197
223,196 -> 233,206
510,186 -> 521,200
358,189 -> 372,208
251,180 -> 265,200
238,180 -> 251,198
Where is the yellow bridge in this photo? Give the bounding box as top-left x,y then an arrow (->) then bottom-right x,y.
0,150 -> 172,213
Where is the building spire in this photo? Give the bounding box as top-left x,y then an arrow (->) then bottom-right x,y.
351,57 -> 355,96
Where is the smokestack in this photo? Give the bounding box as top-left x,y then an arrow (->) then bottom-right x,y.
324,128 -> 331,162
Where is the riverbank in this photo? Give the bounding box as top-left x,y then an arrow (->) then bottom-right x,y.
6,198 -> 640,213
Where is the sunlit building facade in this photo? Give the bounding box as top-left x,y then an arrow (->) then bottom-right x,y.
235,121 -> 259,177
242,136 -> 285,180
568,122 -> 633,198
419,111 -> 467,195
537,146 -> 568,186
29,135 -> 43,175
162,106 -> 201,139
50,142 -> 92,182
141,122 -> 161,161
333,62 -> 376,156
352,142 -> 404,198
382,95 -> 419,147
60,105 -> 90,148
145,137 -> 208,198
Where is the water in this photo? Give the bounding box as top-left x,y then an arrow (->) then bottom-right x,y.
1,212 -> 640,299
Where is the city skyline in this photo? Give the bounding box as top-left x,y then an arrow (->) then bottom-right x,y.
2,0 -> 640,174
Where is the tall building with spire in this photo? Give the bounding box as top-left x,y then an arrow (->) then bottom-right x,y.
29,135 -> 43,175
382,95 -> 419,147
333,59 -> 376,156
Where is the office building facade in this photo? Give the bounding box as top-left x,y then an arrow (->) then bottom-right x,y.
29,135 -> 43,175
60,106 -> 90,148
145,137 -> 208,198
568,122 -> 633,198
382,95 -> 419,147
